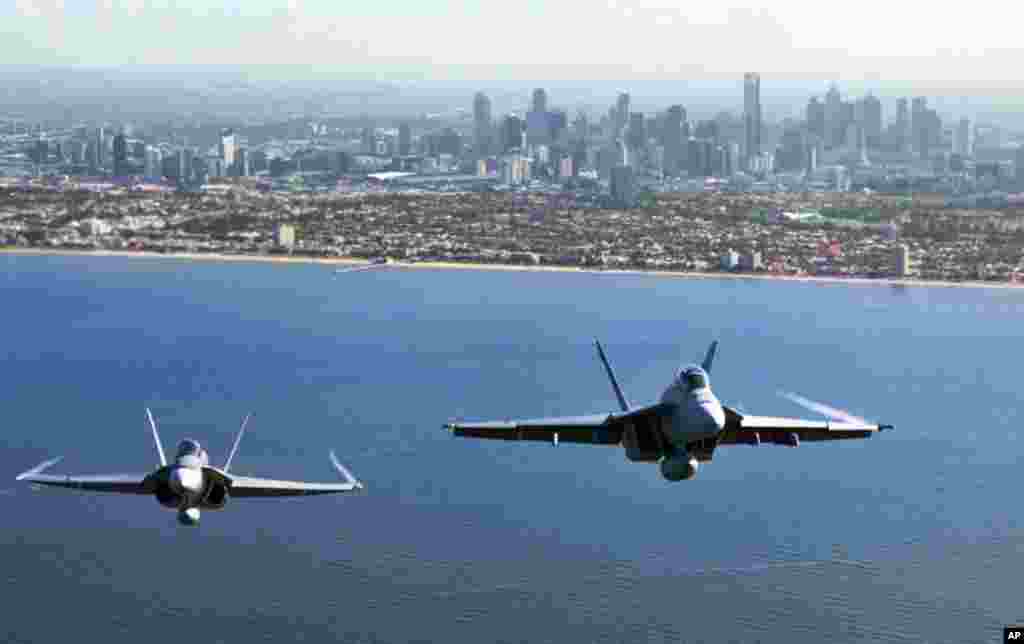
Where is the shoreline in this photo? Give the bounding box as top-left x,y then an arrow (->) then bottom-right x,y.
2,246 -> 1021,290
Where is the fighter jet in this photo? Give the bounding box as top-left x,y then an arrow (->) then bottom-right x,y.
444,340 -> 892,481
16,410 -> 363,525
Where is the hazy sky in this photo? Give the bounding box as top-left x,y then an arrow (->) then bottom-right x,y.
5,0 -> 1024,83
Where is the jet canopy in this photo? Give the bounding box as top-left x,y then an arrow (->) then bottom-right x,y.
679,368 -> 708,391
176,439 -> 202,457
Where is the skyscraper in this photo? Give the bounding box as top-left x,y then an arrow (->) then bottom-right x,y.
398,123 -> 412,156
615,92 -> 630,136
94,127 -> 106,170
743,73 -> 761,163
662,105 -> 686,176
861,94 -> 882,149
177,148 -> 192,184
825,85 -> 842,149
112,132 -> 128,176
144,145 -> 162,179
236,147 -> 249,177
626,112 -> 646,152
955,118 -> 973,157
610,165 -> 635,207
501,115 -> 524,152
896,98 -> 910,151
531,88 -> 548,114
220,129 -> 237,169
472,92 -> 492,157
806,97 -> 825,140
911,97 -> 927,158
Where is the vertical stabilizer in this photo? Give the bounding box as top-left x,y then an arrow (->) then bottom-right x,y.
146,408 -> 167,467
702,341 -> 719,374
594,340 -> 630,412
223,414 -> 251,473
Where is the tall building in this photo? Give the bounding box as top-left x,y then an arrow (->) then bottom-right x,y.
501,115 -> 524,152
743,72 -> 761,163
144,145 -> 162,179
1015,145 -> 1024,186
94,127 -> 106,170
112,132 -> 128,176
472,92 -> 492,157
360,127 -> 375,153
806,97 -> 825,140
220,128 -> 237,169
916,107 -> 941,161
662,105 -> 686,176
911,97 -> 928,158
861,94 -> 882,148
398,123 -> 412,156
894,98 -> 910,151
777,127 -> 806,172
531,88 -> 548,114
615,92 -> 630,136
525,111 -> 552,146
610,165 -> 635,207
236,147 -> 249,177
825,85 -> 843,149
626,112 -> 646,152
955,118 -> 973,157
572,110 -> 589,142
177,148 -> 192,183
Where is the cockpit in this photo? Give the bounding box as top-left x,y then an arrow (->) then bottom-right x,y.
679,369 -> 708,392
176,439 -> 202,458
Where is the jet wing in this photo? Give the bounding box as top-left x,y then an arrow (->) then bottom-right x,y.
445,402 -> 674,445
228,477 -> 363,497
16,458 -> 151,494
226,451 -> 364,498
719,406 -> 891,445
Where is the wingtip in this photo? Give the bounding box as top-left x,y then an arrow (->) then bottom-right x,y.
328,450 -> 363,490
879,424 -> 894,432
16,455 -> 63,481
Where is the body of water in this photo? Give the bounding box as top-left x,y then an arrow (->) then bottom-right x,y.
2,254 -> 1022,643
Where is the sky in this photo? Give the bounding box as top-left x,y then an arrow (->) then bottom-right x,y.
5,0 -> 1024,84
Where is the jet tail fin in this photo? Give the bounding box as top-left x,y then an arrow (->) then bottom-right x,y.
223,414 -> 251,474
595,339 -> 630,412
702,341 -> 719,374
146,408 -> 167,467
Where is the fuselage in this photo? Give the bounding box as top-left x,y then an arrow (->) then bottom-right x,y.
658,365 -> 726,449
164,439 -> 213,525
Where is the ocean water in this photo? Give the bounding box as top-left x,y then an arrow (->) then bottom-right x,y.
1,254 -> 1022,644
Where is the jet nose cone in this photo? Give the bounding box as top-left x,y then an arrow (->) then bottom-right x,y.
169,467 -> 204,495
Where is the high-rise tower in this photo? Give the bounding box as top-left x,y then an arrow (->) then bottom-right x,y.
473,92 -> 492,157
743,73 -> 761,163
531,88 -> 548,114
220,128 -> 237,169
825,85 -> 842,149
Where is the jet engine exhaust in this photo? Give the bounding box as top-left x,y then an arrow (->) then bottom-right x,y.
177,507 -> 200,526
660,455 -> 699,481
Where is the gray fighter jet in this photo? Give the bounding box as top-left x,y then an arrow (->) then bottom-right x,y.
445,340 -> 892,481
16,410 -> 363,525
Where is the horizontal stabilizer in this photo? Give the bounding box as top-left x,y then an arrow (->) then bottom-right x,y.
15,456 -> 64,481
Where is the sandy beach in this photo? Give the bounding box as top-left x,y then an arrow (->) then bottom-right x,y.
3,246 -> 1022,290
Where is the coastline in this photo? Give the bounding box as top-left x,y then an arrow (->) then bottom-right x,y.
2,246 -> 1021,291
